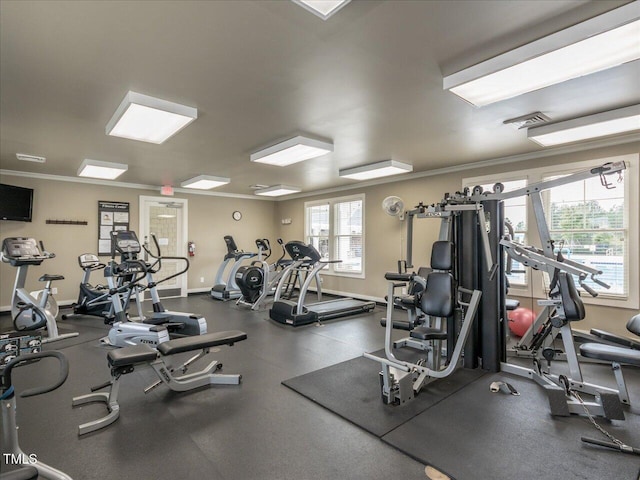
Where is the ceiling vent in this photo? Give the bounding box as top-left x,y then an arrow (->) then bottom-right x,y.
503,112 -> 551,130
16,153 -> 46,163
250,184 -> 270,190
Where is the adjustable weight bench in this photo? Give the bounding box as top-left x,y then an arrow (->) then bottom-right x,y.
579,314 -> 640,408
73,330 -> 247,435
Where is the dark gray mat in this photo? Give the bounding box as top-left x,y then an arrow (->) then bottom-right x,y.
282,347 -> 486,437
382,370 -> 640,480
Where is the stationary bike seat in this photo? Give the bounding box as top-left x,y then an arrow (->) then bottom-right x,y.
39,274 -> 65,282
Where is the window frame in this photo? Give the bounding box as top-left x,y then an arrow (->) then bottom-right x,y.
463,154 -> 638,309
304,193 -> 366,279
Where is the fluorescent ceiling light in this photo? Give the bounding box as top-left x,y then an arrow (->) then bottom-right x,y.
292,0 -> 351,20
250,136 -> 333,166
528,104 -> 640,147
339,159 -> 413,181
180,175 -> 230,190
443,3 -> 640,107
106,91 -> 197,144
78,159 -> 128,179
16,153 -> 46,163
254,185 -> 302,197
157,214 -> 176,219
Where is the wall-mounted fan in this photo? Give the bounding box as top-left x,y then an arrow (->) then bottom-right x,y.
382,196 -> 405,220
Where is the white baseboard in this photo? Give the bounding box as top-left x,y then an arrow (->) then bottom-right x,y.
188,287 -> 212,294
1,299 -> 75,313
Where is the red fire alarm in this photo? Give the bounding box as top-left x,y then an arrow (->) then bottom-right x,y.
161,185 -> 174,196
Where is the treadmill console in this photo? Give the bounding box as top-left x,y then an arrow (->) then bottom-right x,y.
1,237 -> 47,265
112,231 -> 141,255
284,241 -> 321,262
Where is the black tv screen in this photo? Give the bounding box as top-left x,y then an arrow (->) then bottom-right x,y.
0,184 -> 34,222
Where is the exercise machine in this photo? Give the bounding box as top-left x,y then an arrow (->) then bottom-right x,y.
139,233 -> 207,337
211,236 -> 257,301
1,237 -> 78,343
72,329 -> 247,435
235,238 -> 292,310
61,254 -> 113,321
1,339 -> 73,479
102,231 -> 170,348
269,241 -> 376,326
365,210 -> 485,404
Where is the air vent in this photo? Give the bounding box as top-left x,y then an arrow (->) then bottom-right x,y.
503,112 -> 551,130
16,153 -> 46,163
250,184 -> 270,190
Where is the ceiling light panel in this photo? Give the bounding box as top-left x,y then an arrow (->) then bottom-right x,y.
78,159 -> 128,180
339,160 -> 413,181
443,3 -> 640,107
106,91 -> 197,144
254,185 -> 302,197
527,104 -> 640,147
292,0 -> 351,20
180,175 -> 230,190
250,136 -> 333,166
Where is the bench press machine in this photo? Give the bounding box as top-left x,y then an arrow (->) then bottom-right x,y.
72,330 -> 247,435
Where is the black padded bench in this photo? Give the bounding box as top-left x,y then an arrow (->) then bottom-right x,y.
73,329 -> 248,435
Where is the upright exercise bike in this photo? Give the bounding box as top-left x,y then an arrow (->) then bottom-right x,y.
1,237 -> 78,343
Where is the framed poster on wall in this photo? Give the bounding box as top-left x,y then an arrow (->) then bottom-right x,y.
98,201 -> 130,255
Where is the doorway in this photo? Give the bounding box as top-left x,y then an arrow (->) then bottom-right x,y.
139,196 -> 189,299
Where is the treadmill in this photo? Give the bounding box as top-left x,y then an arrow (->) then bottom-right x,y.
269,241 -> 376,326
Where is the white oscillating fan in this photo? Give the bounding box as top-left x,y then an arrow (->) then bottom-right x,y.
382,196 -> 405,220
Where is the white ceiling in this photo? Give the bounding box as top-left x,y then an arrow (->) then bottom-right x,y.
1,0 -> 638,196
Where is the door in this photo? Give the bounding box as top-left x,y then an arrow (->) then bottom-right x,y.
139,196 -> 188,299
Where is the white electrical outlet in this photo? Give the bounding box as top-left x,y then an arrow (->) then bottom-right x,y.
200,277 -> 204,283
52,287 -> 58,295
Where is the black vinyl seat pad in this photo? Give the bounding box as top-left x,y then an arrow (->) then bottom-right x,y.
579,343 -> 640,367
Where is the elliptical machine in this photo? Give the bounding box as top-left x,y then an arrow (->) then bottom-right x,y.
1,237 -> 78,343
235,238 -> 292,310
102,231 -> 170,348
138,233 -> 207,337
211,236 -> 256,301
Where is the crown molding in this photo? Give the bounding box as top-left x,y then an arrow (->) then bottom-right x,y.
0,169 -> 271,201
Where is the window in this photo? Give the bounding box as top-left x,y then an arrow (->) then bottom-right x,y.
464,154 -> 638,309
545,169 -> 628,298
305,194 -> 365,277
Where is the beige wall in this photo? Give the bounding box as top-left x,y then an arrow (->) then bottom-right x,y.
275,142 -> 640,338
2,142 -> 638,337
0,175 -> 278,307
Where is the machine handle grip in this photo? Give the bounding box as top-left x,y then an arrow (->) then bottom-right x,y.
591,275 -> 610,289
2,351 -> 68,398
579,280 -> 598,297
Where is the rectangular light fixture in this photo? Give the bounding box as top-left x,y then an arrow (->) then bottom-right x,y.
443,3 -> 640,107
292,0 -> 351,20
180,175 -> 230,190
106,91 -> 197,144
254,185 -> 302,197
78,159 -> 128,180
16,153 -> 46,163
339,159 -> 413,181
527,104 -> 640,147
250,136 -> 333,166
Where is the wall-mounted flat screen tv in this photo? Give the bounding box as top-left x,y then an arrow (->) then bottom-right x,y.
0,184 -> 34,222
